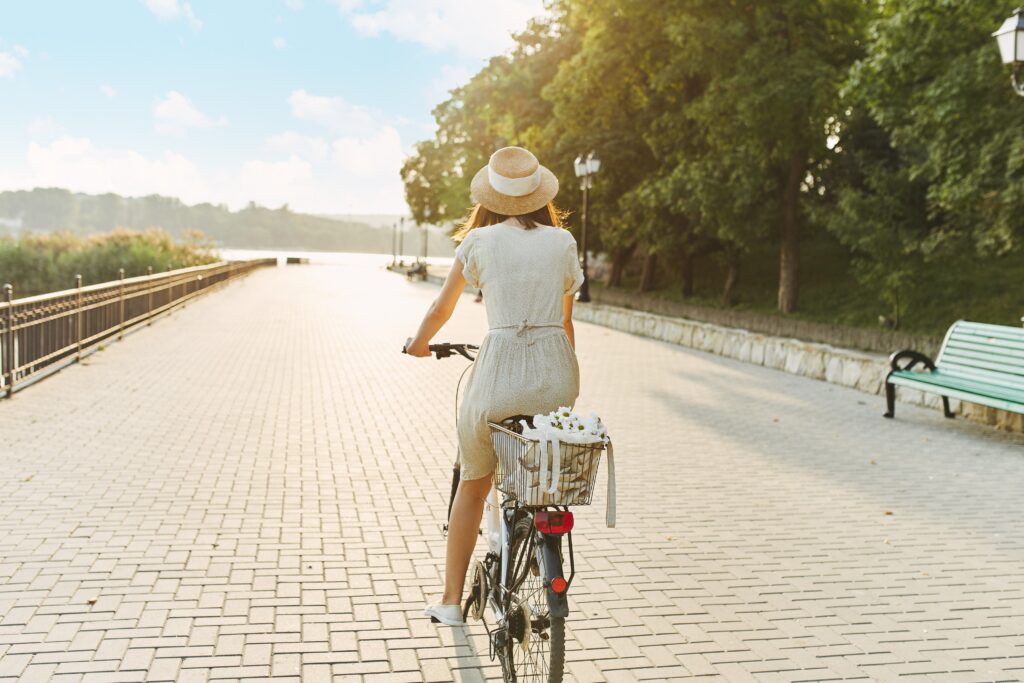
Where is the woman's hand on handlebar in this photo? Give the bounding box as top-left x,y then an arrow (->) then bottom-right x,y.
403,336 -> 431,357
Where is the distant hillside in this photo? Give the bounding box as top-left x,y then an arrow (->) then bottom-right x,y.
0,188 -> 454,255
321,214 -> 406,230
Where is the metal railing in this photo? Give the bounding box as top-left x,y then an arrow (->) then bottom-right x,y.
0,258 -> 276,397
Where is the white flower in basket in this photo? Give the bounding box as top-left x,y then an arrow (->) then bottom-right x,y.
491,407 -> 615,527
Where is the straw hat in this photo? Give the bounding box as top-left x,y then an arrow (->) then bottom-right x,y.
470,146 -> 559,215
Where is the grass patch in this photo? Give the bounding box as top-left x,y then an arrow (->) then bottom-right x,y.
611,232 -> 1024,338
0,228 -> 218,297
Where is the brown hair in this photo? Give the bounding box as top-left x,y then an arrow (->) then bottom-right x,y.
452,202 -> 567,242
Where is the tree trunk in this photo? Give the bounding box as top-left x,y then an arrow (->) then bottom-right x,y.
638,252 -> 658,293
893,289 -> 901,330
722,256 -> 739,307
606,243 -> 635,288
777,153 -> 804,314
680,252 -> 695,298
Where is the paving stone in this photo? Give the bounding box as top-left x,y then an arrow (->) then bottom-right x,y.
1,258 -> 1022,681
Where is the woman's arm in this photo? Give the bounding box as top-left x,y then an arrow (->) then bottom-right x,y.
562,293 -> 575,350
404,259 -> 468,357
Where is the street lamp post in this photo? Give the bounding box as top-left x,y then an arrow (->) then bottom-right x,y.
391,220 -> 398,266
994,8 -> 1024,95
398,216 -> 406,266
422,207 -> 432,268
573,151 -> 601,303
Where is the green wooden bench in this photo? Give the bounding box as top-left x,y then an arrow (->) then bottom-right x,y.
884,320 -> 1024,420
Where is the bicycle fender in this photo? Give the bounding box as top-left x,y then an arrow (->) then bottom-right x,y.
536,533 -> 569,618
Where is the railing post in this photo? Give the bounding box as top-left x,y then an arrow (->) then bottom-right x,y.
147,266 -> 154,326
4,283 -> 13,398
75,274 -> 83,361
118,268 -> 125,340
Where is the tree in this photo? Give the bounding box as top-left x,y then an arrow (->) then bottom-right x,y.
398,0 -> 1023,331
538,0 -> 668,284
401,10 -> 581,228
648,0 -> 868,312
848,1 -> 1024,258
816,1 -> 1024,327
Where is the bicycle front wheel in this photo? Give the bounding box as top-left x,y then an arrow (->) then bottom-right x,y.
500,515 -> 566,683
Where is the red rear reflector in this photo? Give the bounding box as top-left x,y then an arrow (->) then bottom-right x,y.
534,511 -> 574,534
550,577 -> 568,593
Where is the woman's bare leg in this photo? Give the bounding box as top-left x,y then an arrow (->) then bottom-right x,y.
441,472 -> 493,605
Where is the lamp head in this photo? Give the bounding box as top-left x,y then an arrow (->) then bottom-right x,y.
574,154 -> 587,178
994,8 -> 1024,65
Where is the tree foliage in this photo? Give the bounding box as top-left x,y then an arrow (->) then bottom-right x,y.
0,229 -> 217,296
817,1 -> 1024,324
404,0 -> 1022,323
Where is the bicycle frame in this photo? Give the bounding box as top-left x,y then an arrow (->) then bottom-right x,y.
483,489 -> 573,622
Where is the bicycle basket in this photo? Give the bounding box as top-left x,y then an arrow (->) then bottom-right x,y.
489,421 -> 606,507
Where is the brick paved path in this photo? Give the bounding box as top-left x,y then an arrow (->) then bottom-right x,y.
1,259 -> 1023,683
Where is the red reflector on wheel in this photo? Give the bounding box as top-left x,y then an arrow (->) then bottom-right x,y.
550,577 -> 568,593
534,511 -> 574,534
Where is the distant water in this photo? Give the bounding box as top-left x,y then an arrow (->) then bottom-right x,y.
218,248 -> 455,269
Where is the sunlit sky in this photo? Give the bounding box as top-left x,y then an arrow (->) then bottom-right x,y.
0,0 -> 547,214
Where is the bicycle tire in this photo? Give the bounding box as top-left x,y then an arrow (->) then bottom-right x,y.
501,515 -> 566,683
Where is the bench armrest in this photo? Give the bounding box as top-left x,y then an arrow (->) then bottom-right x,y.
888,349 -> 937,373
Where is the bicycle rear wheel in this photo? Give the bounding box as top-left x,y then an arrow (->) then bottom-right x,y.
499,515 -> 565,683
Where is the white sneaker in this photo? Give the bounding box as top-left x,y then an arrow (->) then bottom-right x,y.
424,603 -> 464,626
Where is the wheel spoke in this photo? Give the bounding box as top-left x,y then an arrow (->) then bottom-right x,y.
498,513 -> 565,682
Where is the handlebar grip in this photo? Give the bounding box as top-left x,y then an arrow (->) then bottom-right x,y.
403,342 -> 477,359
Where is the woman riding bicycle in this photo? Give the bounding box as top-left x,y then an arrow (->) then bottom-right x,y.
404,146 -> 585,626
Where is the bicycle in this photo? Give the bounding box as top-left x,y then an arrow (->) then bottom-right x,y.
403,341 -> 612,683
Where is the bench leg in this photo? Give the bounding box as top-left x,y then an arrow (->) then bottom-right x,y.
883,381 -> 895,418
941,396 -> 955,419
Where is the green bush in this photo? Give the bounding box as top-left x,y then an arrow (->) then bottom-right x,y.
0,228 -> 218,297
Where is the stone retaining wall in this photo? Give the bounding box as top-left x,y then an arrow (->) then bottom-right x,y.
590,285 -> 943,356
573,303 -> 1023,433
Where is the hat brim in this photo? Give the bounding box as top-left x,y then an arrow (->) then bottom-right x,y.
470,164 -> 559,215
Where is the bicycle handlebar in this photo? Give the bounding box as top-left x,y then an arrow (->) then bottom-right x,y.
402,341 -> 479,361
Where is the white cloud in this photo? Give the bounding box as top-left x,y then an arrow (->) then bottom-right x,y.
278,89 -> 407,210
4,83 -> 412,214
144,0 -> 202,31
9,130 -> 406,214
0,52 -> 22,78
273,36 -> 287,49
100,84 -> 117,98
288,89 -> 378,135
231,157 -> 315,208
332,126 -> 404,176
13,45 -> 29,59
153,91 -> 227,135
331,0 -> 545,58
23,136 -> 207,202
225,143 -> 404,213
284,0 -> 304,9
145,0 -> 180,19
238,91 -> 409,211
267,131 -> 328,162
27,116 -> 65,138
